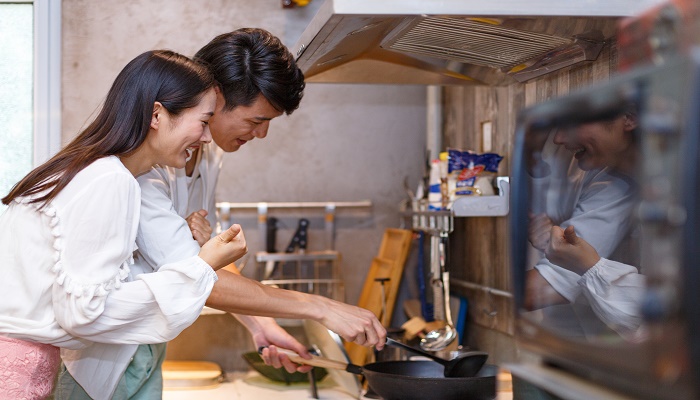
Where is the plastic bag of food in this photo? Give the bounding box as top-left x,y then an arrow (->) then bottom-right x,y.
447,148 -> 503,198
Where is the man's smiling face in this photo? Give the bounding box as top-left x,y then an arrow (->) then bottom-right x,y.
208,89 -> 283,153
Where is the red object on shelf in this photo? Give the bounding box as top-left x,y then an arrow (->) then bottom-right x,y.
617,0 -> 700,71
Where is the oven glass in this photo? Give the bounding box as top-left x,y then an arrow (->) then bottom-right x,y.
512,54 -> 700,400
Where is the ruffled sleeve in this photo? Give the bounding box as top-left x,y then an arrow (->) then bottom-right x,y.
578,258 -> 646,337
50,168 -> 141,331
50,161 -> 217,343
534,167 -> 637,302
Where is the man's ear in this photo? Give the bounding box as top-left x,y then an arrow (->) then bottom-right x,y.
151,102 -> 164,130
623,114 -> 638,131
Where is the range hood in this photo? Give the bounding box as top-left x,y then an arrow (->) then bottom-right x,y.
292,0 -> 667,85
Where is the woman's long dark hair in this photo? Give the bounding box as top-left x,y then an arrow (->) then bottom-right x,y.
2,50 -> 215,207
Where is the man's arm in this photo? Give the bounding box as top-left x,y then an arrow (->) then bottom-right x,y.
135,167 -> 338,369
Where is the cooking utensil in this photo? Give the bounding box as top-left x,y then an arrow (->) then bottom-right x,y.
273,348 -> 364,374
416,232 -> 433,321
262,217 -> 279,279
421,231 -> 457,351
276,346 -> 487,380
266,218 -> 309,280
300,320 -> 495,400
362,361 -> 497,400
385,337 -> 488,377
242,351 -> 328,384
303,320 -> 362,397
273,350 -> 495,400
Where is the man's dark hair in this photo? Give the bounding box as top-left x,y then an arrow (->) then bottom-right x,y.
194,28 -> 305,114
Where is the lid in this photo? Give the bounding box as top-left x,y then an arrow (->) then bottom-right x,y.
303,320 -> 361,398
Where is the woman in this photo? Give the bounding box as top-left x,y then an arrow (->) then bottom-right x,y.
0,50 -> 247,399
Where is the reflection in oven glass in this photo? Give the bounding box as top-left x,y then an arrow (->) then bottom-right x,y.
522,103 -> 648,343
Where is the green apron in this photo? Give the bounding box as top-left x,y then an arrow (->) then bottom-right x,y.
54,343 -> 167,400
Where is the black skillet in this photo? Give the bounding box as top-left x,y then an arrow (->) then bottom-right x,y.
299,320 -> 495,399
276,348 -> 496,400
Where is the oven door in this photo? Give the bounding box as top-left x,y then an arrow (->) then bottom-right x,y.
509,52 -> 700,400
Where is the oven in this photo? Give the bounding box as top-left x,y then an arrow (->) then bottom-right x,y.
508,50 -> 700,399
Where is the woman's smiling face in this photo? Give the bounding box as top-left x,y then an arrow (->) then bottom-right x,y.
155,88 -> 217,168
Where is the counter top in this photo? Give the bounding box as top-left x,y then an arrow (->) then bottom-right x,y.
163,370 -> 513,400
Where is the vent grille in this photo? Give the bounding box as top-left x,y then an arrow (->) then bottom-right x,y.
387,16 -> 573,70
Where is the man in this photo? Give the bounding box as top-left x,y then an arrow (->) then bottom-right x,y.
55,28 -> 385,399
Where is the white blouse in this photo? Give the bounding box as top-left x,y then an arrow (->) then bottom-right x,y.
0,156 -> 218,398
527,137 -> 642,338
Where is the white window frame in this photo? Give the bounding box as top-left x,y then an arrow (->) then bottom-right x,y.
33,0 -> 61,165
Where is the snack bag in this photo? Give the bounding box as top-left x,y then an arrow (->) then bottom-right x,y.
447,148 -> 503,197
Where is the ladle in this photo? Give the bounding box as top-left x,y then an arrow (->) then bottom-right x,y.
385,337 -> 487,377
420,324 -> 458,351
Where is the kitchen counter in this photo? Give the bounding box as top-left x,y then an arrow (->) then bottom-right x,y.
163,370 -> 514,400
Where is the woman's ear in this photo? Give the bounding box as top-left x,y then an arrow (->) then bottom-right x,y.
151,102 -> 164,130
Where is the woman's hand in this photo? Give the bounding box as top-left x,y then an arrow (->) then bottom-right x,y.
529,212 -> 554,252
545,225 -> 600,274
198,224 -> 247,270
186,209 -> 212,246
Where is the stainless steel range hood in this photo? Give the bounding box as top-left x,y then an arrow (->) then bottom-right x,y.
292,0 -> 666,85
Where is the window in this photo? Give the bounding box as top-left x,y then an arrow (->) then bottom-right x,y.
0,0 -> 60,211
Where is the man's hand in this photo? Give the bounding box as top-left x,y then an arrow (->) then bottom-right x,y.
248,317 -> 313,374
317,298 -> 386,350
186,209 -> 212,246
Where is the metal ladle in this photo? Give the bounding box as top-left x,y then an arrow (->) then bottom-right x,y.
385,338 -> 488,377
421,232 -> 457,351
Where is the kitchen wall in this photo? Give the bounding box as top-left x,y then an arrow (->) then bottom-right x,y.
62,0 -> 427,370
443,44 -> 618,365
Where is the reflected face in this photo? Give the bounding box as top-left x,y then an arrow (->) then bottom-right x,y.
157,88 -> 216,168
208,89 -> 284,152
553,116 -> 633,171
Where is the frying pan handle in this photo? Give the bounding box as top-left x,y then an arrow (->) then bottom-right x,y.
259,347 -> 360,373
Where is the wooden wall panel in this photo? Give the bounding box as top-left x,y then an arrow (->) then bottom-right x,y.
445,43 -> 618,342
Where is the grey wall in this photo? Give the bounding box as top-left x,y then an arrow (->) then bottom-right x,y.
62,0 -> 426,370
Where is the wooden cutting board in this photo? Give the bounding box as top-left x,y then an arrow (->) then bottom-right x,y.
346,228 -> 413,365
162,360 -> 223,390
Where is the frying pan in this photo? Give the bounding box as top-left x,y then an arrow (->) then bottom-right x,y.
385,337 -> 488,377
363,361 -> 497,400
276,349 -> 497,400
